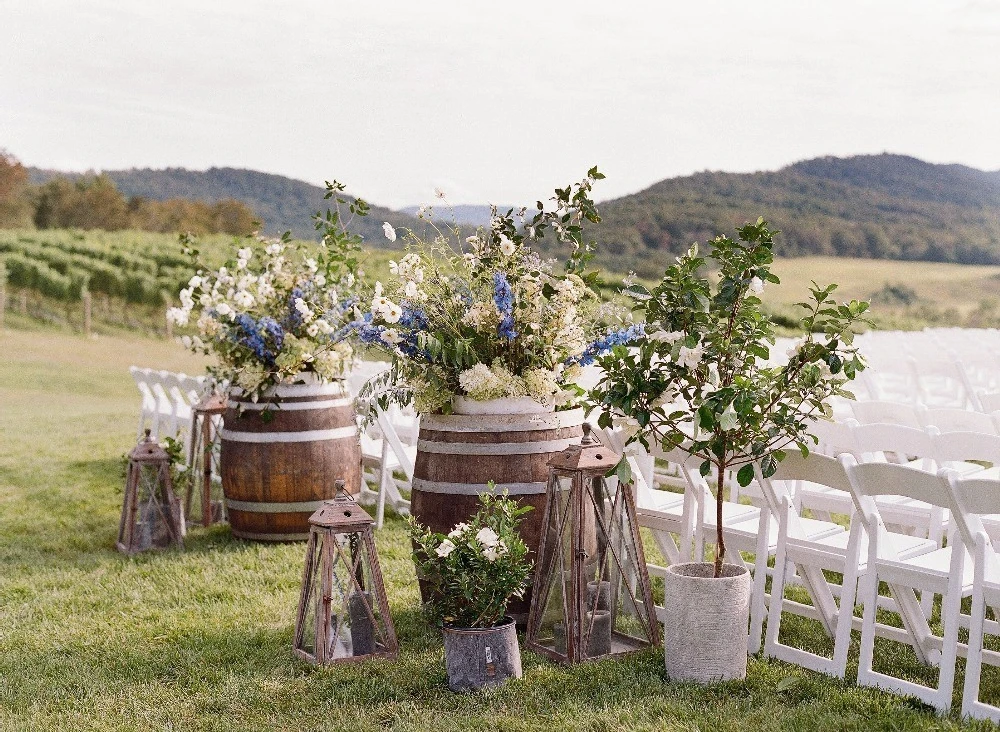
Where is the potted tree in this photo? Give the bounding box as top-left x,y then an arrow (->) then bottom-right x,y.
589,218 -> 870,682
408,491 -> 533,691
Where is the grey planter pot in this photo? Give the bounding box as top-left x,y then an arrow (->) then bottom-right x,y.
663,562 -> 752,683
442,617 -> 522,692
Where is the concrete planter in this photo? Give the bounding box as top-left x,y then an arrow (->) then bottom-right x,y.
663,562 -> 752,683
441,617 -> 522,691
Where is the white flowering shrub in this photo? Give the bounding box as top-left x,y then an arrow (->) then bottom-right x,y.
408,490 -> 532,628
357,168 -> 643,414
589,218 -> 871,576
167,181 -> 367,400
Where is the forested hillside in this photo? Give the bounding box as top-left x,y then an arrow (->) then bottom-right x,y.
29,166 -> 422,244
595,154 -> 1000,276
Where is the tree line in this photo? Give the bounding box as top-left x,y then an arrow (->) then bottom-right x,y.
0,150 -> 256,235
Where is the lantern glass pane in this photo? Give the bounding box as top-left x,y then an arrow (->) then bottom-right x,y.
184,415 -> 225,526
533,474 -> 576,656
298,535 -> 323,659
583,476 -> 653,656
324,532 -> 392,660
135,463 -> 178,551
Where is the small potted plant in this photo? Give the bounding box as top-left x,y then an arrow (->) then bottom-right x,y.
589,218 -> 870,682
408,491 -> 533,691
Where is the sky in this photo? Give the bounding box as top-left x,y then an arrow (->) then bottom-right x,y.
2,0 -> 999,209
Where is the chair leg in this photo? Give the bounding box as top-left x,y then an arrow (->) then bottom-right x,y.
935,579 -> 962,713
748,513 -> 771,655
963,586 -> 988,720
856,565 -> 880,686
833,564 -> 860,679
762,539 -> 788,659
375,442 -> 389,530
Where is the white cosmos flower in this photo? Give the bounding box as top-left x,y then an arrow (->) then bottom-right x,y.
383,303 -> 402,324
749,276 -> 765,295
306,323 -> 319,337
476,527 -> 500,548
166,307 -> 189,326
434,187 -> 446,199
435,538 -> 456,557
305,258 -> 318,273
234,290 -> 254,309
314,273 -> 326,287
498,235 -> 516,257
380,328 -> 402,345
236,258 -> 248,270
188,275 -> 203,289
404,280 -> 420,298
382,222 -> 397,242
215,303 -> 233,318
199,293 -> 213,306
238,247 -> 253,260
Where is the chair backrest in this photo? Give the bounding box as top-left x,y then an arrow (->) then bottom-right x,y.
919,406 -> 999,435
755,452 -> 852,540
933,430 -> 1000,466
851,400 -> 921,428
844,458 -> 952,561
850,422 -> 936,469
806,417 -> 858,456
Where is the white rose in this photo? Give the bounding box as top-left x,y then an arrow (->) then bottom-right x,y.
382,222 -> 397,242
677,343 -> 704,369
435,538 -> 456,558
650,330 -> 684,344
448,522 -> 470,538
749,276 -> 765,295
199,293 -> 213,307
483,547 -> 499,562
476,527 -> 500,548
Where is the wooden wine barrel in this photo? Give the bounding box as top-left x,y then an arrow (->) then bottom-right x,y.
411,407 -> 585,619
221,381 -> 361,541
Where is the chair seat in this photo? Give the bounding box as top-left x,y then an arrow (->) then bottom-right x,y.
709,509 -> 844,552
636,489 -> 685,514
700,500 -> 759,528
876,547 -> 975,594
787,530 -> 937,570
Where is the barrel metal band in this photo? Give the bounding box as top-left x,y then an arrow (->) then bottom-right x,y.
227,397 -> 353,411
230,529 -> 312,541
220,426 -> 357,443
225,498 -> 327,513
411,478 -> 547,495
419,408 -> 584,433
415,437 -> 576,455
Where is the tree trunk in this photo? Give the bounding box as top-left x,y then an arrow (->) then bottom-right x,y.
715,462 -> 726,578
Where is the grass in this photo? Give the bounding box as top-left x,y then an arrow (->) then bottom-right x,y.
4,325 -> 1000,730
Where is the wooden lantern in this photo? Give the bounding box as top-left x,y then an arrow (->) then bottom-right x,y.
293,480 -> 398,664
184,392 -> 227,528
525,423 -> 659,663
117,429 -> 184,554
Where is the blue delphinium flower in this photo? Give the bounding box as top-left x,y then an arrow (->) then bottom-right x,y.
285,287 -> 305,330
492,271 -> 516,340
568,323 -> 646,366
231,314 -> 284,367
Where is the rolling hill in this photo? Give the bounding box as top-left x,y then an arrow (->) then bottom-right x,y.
27,154 -> 1000,276
28,166 -> 424,245
594,154 -> 1000,276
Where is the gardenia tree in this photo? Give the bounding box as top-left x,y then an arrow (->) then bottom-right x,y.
590,218 -> 870,577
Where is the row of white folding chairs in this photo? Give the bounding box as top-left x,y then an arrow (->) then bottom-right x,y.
129,366 -> 210,443
853,353 -> 994,410
607,423 -> 1000,720
765,456 -> 1000,721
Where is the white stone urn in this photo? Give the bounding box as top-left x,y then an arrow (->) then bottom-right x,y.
662,562 -> 752,682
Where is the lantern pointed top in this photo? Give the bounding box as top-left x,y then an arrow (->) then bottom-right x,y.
547,423 -> 621,471
128,429 -> 171,463
308,479 -> 374,530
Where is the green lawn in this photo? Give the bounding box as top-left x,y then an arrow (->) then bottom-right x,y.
2,326 -> 1000,731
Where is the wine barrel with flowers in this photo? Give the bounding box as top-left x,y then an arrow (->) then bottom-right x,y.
221,381 -> 360,541
410,407 -> 585,617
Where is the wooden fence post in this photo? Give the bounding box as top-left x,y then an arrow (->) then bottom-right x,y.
83,290 -> 92,337
0,263 -> 6,331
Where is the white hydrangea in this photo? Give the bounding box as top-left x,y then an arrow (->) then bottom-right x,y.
458,363 -> 504,401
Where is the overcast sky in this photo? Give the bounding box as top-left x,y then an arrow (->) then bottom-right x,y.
2,1 -> 998,208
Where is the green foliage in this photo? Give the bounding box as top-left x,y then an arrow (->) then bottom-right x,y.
408,492 -> 533,628
590,218 -> 871,573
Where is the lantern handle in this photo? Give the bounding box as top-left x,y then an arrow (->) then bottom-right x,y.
333,479 -> 349,501
581,422 -> 597,446
140,428 -> 152,444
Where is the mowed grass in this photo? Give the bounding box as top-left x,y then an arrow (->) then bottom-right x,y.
3,326 -> 1000,731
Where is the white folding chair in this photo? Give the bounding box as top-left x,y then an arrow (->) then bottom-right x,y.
129,366 -> 158,439
846,461 -> 970,713
755,453 -> 938,678
909,356 -> 981,411
945,472 -> 1000,722
919,406 -> 1000,436
850,401 -> 922,428
980,392 -> 1000,415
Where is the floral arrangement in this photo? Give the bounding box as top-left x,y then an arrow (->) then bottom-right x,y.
589,218 -> 871,577
167,182 -> 367,400
356,168 -> 643,414
408,491 -> 533,628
